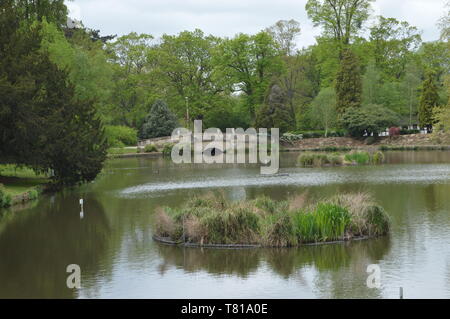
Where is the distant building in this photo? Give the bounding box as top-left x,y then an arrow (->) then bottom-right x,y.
66,17 -> 83,29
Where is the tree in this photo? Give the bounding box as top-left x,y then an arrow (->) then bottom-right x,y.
402,63 -> 422,126
140,100 -> 179,139
362,60 -> 382,105
419,72 -> 440,131
309,87 -> 338,136
155,29 -> 223,121
306,0 -> 374,50
439,1 -> 450,41
15,0 -> 68,28
107,33 -> 155,127
266,19 -> 301,56
341,105 -> 400,137
214,32 -> 284,120
255,84 -> 295,134
335,48 -> 362,113
276,49 -> 321,127
369,16 -> 422,80
0,4 -> 107,186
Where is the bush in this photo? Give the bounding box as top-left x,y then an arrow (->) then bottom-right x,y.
144,144 -> 158,153
162,143 -> 174,157
105,125 -> 138,147
340,105 -> 400,138
372,151 -> 385,164
140,100 -> 178,139
0,185 -> 12,208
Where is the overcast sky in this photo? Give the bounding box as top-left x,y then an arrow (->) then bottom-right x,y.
67,0 -> 446,48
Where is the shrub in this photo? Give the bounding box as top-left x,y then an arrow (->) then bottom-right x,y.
28,189 -> 39,200
140,100 -> 178,139
144,144 -> 158,153
105,125 -> 138,147
372,151 -> 385,164
0,185 -> 12,208
340,105 -> 400,138
297,153 -> 315,166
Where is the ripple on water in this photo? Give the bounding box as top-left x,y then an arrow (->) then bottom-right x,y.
118,164 -> 450,198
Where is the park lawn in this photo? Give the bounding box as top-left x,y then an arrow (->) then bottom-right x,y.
0,165 -> 49,196
107,147 -> 138,155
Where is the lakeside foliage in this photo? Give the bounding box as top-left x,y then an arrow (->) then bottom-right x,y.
154,192 -> 390,247
297,151 -> 385,167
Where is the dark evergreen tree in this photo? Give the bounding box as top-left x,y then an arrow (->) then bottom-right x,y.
0,4 -> 107,186
255,84 -> 296,134
419,72 -> 440,131
335,48 -> 362,113
140,100 -> 179,139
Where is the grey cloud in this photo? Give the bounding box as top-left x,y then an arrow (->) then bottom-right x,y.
67,0 -> 445,48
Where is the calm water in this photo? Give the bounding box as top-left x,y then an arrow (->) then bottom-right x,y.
0,151 -> 449,299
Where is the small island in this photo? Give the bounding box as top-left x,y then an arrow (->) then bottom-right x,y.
153,192 -> 390,248
298,150 -> 385,167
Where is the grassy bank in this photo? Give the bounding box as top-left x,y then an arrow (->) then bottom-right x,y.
0,165 -> 48,208
298,151 -> 385,167
154,192 -> 390,247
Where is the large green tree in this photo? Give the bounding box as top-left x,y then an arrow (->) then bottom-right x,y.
369,16 -> 422,81
306,0 -> 374,50
266,19 -> 301,56
155,29 -> 223,121
0,2 -> 107,186
309,87 -> 338,136
335,48 -> 362,113
419,72 -> 440,131
214,31 -> 283,120
255,84 -> 295,134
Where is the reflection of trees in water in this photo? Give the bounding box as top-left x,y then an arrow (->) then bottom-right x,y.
0,193 -> 113,298
156,246 -> 262,278
156,237 -> 391,297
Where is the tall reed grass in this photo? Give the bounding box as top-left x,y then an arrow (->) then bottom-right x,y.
154,192 -> 390,247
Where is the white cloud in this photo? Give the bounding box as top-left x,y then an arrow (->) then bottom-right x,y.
67,0 -> 446,47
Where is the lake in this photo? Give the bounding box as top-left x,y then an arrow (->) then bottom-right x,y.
0,151 -> 449,298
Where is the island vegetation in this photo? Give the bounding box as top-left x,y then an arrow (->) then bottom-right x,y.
298,151 -> 385,167
154,192 -> 390,247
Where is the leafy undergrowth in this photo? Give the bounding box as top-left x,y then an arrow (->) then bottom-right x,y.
154,192 -> 390,247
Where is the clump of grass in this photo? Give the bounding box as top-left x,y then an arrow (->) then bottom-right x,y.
294,204 -> 351,243
162,143 -> 175,156
344,151 -> 370,165
371,151 -> 385,164
144,144 -> 158,153
154,192 -> 390,247
298,151 -> 379,167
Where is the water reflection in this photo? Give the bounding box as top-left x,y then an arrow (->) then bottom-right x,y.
0,194 -> 112,298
